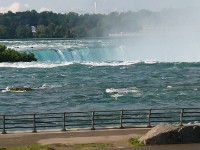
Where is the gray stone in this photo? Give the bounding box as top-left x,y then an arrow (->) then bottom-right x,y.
139,124 -> 200,145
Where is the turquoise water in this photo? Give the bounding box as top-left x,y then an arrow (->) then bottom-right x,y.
0,39 -> 200,114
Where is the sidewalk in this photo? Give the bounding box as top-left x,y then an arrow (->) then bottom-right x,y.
1,128 -> 200,150
0,128 -> 149,147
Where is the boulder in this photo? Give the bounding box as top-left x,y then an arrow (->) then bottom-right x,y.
139,124 -> 200,145
8,86 -> 32,91
181,125 -> 200,143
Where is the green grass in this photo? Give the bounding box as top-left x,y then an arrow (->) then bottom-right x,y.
129,138 -> 145,147
0,145 -> 49,150
73,143 -> 113,149
0,144 -> 66,150
0,143 -> 113,150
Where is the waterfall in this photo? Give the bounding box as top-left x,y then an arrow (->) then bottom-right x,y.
28,47 -> 124,62
56,49 -> 67,61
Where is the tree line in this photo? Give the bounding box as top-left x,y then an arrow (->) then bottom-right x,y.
0,10 -> 157,39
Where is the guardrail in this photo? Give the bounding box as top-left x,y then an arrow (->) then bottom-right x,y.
0,108 -> 200,134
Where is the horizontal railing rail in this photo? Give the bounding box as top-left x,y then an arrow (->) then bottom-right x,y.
0,108 -> 200,134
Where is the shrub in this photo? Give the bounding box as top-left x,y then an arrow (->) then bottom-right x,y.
0,44 -> 37,62
129,138 -> 144,147
0,44 -> 6,52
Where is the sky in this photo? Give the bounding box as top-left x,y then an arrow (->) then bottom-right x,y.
0,0 -> 200,14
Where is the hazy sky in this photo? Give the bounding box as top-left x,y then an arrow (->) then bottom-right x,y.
0,0 -> 200,14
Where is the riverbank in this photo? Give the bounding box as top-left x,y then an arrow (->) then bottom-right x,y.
1,128 -> 200,150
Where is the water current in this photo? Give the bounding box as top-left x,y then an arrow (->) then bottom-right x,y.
0,38 -> 200,114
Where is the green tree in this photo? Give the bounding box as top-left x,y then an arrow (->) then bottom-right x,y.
0,25 -> 8,39
36,25 -> 46,38
16,24 -> 32,38
54,25 -> 66,38
46,23 -> 56,38
70,26 -> 86,38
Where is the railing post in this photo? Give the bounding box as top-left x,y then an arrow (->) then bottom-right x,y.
147,109 -> 152,128
91,111 -> 95,130
32,114 -> 37,133
61,112 -> 66,131
120,110 -> 124,129
180,108 -> 184,126
2,115 -> 7,134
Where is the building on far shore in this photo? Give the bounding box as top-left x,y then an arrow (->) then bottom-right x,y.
31,26 -> 37,37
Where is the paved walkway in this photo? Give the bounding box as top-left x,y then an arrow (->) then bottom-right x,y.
0,128 -> 200,149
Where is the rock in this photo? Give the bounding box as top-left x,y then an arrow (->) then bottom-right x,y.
139,124 -> 200,145
8,86 -> 32,91
0,88 -> 4,91
180,125 -> 200,143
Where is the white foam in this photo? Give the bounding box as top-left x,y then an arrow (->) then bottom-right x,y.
0,60 -> 159,68
111,94 -> 124,100
0,62 -> 73,68
144,60 -> 158,64
106,87 -> 140,100
167,86 -> 172,88
39,83 -> 62,89
106,87 -> 138,94
81,61 -> 139,66
1,86 -> 10,93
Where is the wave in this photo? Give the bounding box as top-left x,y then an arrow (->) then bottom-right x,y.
0,61 -> 160,68
106,87 -> 139,94
0,62 -> 73,68
106,87 -> 140,100
81,61 -> 140,66
1,59 -> 199,69
38,83 -> 63,89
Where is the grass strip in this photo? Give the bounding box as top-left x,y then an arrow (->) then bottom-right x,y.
129,138 -> 145,147
0,143 -> 66,150
0,142 -> 113,150
73,143 -> 113,149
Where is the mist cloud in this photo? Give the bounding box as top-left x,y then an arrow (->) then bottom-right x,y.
0,2 -> 29,13
113,8 -> 200,62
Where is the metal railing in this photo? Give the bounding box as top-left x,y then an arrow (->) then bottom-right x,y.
0,108 -> 200,134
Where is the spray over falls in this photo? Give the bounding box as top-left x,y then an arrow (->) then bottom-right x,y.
10,36 -> 200,62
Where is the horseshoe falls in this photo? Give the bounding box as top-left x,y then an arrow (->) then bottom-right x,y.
0,38 -> 200,114
29,47 -> 125,62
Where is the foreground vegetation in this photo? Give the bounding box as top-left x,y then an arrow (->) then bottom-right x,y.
0,44 -> 37,62
0,143 -> 113,150
129,138 -> 145,147
0,144 -> 63,150
73,143 -> 113,149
